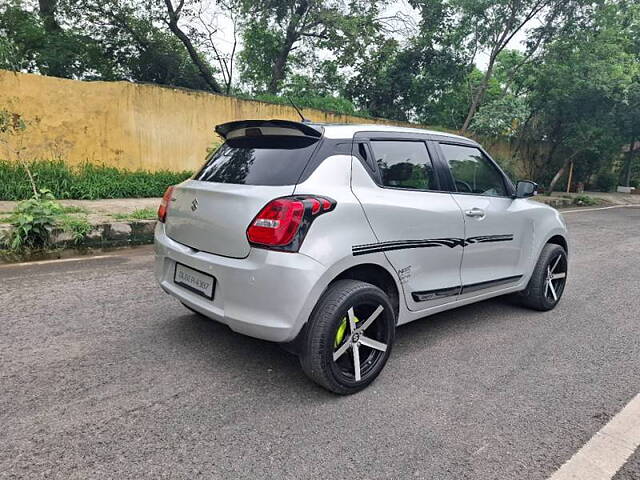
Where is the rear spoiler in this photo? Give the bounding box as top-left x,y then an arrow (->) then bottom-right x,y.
215,119 -> 323,139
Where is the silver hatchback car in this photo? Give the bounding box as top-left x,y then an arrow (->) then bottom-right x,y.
155,120 -> 568,394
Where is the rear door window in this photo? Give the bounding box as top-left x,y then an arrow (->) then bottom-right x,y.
194,136 -> 320,186
370,140 -> 437,191
440,143 -> 507,197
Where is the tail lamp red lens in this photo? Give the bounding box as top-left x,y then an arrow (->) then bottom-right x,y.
247,196 -> 336,250
247,198 -> 304,246
158,186 -> 175,223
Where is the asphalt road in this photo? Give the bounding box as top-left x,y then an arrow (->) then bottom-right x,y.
1,207 -> 639,479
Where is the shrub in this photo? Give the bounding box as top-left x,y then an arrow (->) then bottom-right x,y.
1,190 -> 62,250
0,160 -> 193,201
1,191 -> 97,250
572,194 -> 599,206
593,171 -> 617,192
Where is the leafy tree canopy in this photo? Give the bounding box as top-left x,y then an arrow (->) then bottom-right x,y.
237,0 -> 384,94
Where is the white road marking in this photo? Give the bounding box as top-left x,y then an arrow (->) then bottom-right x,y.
548,393 -> 640,480
562,205 -> 639,214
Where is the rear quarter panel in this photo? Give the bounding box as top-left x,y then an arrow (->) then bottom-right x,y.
291,154 -> 405,328
294,154 -> 380,266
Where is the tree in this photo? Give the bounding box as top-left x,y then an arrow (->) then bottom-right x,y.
1,0 -> 226,91
470,95 -> 529,138
345,35 -> 471,125
237,0 -> 383,94
522,3 -> 638,194
162,0 -> 222,93
0,0 -> 106,78
74,0 -> 219,89
343,38 -> 406,120
618,82 -> 640,187
94,0 -> 239,94
37,0 -> 60,32
345,0 -> 471,125
36,0 -> 68,77
0,25 -> 18,70
190,0 -> 239,94
613,2 -> 640,187
455,0 -> 584,132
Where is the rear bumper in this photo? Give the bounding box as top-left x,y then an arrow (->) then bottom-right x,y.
154,223 -> 325,342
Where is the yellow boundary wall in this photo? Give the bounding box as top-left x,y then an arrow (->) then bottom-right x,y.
0,70 -> 442,172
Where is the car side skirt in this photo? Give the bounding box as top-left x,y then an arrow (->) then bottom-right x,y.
412,275 -> 523,302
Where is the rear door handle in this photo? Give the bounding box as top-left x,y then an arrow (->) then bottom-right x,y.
465,208 -> 485,218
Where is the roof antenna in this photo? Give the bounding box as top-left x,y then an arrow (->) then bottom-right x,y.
287,96 -> 310,123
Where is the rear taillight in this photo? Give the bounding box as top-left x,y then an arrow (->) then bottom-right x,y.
247,195 -> 336,251
158,186 -> 175,223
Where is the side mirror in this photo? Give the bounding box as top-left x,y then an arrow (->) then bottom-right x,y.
515,180 -> 538,198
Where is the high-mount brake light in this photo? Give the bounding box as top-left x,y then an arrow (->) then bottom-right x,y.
158,186 -> 175,223
247,195 -> 337,251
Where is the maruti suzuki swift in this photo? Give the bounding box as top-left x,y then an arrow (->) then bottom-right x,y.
154,120 -> 568,394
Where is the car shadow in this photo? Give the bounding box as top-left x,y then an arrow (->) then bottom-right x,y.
392,296 -> 529,355
159,310 -> 338,401
158,296 -> 529,399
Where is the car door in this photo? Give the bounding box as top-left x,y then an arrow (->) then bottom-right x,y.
350,134 -> 465,311
436,142 -> 532,297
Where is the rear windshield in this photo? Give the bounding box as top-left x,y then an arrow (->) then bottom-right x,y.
194,136 -> 320,186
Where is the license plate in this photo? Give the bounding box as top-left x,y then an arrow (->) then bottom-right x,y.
174,263 -> 215,299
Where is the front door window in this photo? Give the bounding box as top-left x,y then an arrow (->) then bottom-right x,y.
440,144 -> 507,197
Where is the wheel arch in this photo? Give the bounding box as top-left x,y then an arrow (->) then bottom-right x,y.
546,234 -> 569,255
281,259 -> 402,354
329,263 -> 401,320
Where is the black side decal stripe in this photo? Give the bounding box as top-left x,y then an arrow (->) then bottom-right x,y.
353,238 -> 465,250
353,234 -> 514,256
411,275 -> 523,302
353,238 -> 465,256
465,235 -> 514,244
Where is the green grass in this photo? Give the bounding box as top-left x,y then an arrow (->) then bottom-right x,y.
0,160 -> 193,201
572,194 -> 602,207
58,215 -> 93,244
112,207 -> 157,221
61,205 -> 89,214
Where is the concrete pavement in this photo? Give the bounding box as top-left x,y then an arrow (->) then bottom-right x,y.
1,207 -> 639,479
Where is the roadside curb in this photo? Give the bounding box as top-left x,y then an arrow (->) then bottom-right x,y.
532,197 -> 574,209
0,220 -> 156,263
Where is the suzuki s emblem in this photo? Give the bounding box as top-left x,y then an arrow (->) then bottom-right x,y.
191,198 -> 199,212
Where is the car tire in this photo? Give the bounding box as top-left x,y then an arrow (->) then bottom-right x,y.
519,243 -> 568,311
299,279 -> 396,395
